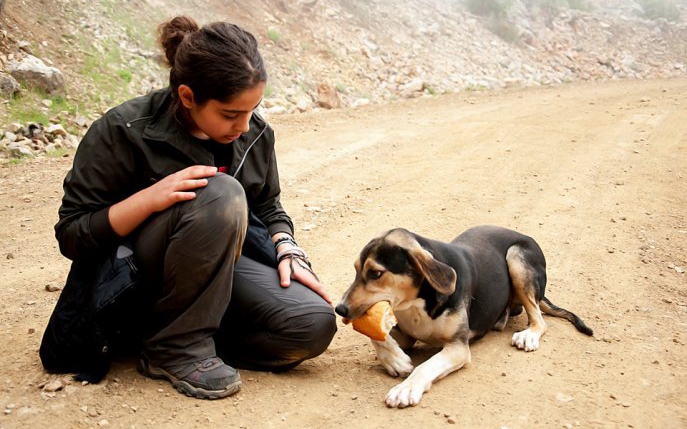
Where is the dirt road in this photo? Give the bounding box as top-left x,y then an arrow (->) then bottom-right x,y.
1,78 -> 685,429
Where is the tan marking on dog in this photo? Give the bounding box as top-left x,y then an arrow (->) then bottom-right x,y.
341,253 -> 420,319
507,245 -> 547,351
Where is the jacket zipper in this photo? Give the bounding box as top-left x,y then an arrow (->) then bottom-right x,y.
233,123 -> 268,177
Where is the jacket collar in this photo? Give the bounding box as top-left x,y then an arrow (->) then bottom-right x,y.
141,88 -> 214,166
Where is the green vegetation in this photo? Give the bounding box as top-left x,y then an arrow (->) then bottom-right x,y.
463,0 -> 598,42
100,0 -> 156,48
464,0 -> 509,17
1,0 -> 161,128
267,29 -> 281,43
637,0 -> 681,21
6,91 -> 82,130
45,147 -> 70,158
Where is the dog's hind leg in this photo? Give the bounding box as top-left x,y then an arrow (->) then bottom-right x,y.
506,245 -> 547,352
492,306 -> 510,331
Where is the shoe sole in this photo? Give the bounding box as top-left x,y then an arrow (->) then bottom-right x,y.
139,358 -> 242,400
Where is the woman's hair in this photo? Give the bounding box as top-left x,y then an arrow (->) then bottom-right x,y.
157,16 -> 267,105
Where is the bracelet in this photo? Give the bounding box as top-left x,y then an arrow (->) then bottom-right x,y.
274,235 -> 298,249
276,246 -> 307,262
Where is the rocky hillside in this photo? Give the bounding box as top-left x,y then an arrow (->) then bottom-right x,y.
0,0 -> 686,159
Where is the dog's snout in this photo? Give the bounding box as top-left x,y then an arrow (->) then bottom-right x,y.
335,303 -> 349,318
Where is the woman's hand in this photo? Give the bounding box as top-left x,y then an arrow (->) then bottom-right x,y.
143,165 -> 219,213
275,239 -> 332,305
109,165 -> 218,237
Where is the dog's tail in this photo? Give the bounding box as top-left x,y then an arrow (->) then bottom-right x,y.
540,297 -> 594,336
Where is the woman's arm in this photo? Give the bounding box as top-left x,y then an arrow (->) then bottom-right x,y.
108,165 -> 218,237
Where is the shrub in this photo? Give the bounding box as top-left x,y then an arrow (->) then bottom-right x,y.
464,0 -> 509,17
637,0 -> 681,21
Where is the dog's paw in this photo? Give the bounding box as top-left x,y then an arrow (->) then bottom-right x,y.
374,342 -> 414,377
511,329 -> 541,352
385,379 -> 426,408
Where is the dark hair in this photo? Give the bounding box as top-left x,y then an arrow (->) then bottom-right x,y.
157,16 -> 267,105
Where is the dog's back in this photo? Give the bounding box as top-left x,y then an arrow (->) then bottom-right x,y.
447,226 -> 547,337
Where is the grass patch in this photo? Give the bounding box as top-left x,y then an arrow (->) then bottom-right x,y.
637,0 -> 681,21
267,29 -> 281,43
464,0 -> 509,17
4,91 -> 82,127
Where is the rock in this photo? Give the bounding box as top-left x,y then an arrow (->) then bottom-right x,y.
3,131 -> 17,142
45,283 -> 62,292
0,71 -> 20,98
45,123 -> 67,136
555,392 -> 574,402
8,54 -> 65,95
316,83 -> 341,109
42,379 -> 65,392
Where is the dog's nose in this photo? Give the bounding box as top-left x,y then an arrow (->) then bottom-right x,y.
334,303 -> 349,317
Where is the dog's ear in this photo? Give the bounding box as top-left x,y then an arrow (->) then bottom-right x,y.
408,247 -> 457,295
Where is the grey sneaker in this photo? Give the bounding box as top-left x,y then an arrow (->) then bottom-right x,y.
139,356 -> 241,399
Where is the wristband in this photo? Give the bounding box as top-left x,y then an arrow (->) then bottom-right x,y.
274,235 -> 298,249
276,246 -> 307,262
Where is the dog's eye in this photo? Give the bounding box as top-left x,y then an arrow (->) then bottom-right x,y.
367,270 -> 383,280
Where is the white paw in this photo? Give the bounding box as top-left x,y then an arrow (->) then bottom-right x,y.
376,344 -> 414,377
511,328 -> 541,352
385,379 -> 426,408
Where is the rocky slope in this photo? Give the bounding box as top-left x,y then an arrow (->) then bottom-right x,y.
0,0 -> 686,159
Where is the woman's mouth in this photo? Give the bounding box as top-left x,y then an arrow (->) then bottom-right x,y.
224,133 -> 241,143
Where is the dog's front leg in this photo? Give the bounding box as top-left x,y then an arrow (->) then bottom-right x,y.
372,335 -> 414,377
385,341 -> 471,408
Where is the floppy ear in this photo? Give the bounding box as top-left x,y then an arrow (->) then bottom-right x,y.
408,247 -> 457,295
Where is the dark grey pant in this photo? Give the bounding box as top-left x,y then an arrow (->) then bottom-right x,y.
134,174 -> 336,371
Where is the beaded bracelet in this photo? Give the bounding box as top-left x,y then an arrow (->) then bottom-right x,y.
274,235 -> 298,249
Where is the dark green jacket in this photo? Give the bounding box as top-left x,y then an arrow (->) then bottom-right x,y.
56,87 -> 293,261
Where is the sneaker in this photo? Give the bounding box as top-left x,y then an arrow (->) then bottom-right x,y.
139,355 -> 241,399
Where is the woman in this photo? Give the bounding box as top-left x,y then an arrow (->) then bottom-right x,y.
39,16 -> 337,400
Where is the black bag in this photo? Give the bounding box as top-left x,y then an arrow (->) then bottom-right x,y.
40,244 -> 145,383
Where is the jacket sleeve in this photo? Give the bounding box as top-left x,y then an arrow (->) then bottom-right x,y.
55,112 -> 138,261
249,126 -> 294,237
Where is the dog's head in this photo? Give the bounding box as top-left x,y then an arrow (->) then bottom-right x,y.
335,228 -> 457,321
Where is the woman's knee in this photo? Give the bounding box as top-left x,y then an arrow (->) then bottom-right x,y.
188,173 -> 248,232
290,310 -> 337,359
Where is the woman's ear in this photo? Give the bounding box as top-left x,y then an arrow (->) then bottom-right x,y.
177,84 -> 195,109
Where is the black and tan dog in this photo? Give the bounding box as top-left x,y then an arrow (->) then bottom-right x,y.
335,225 -> 593,408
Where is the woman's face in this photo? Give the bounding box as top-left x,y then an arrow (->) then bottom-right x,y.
178,82 -> 266,144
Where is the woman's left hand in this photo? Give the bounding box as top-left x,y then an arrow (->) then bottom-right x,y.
277,249 -> 333,305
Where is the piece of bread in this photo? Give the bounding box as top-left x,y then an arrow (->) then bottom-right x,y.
351,301 -> 397,341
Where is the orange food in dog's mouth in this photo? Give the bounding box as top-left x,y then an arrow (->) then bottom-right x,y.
349,301 -> 397,341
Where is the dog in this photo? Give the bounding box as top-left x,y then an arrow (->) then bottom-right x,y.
335,225 -> 593,408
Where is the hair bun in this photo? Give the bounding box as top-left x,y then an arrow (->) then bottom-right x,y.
157,16 -> 200,67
